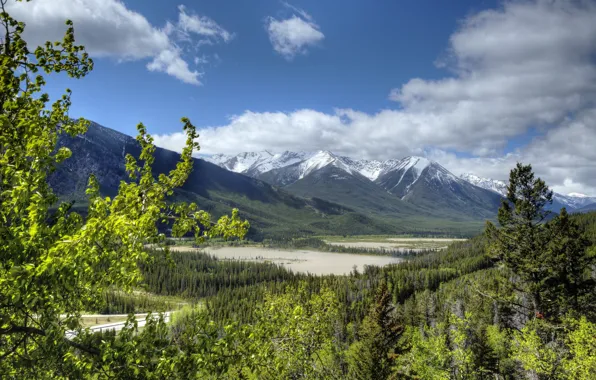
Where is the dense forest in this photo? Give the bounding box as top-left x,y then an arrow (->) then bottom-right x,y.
87,209 -> 596,378
2,2 -> 596,378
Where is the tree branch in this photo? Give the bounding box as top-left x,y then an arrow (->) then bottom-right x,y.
2,324 -> 100,356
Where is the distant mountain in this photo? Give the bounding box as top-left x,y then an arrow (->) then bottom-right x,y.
257,151 -> 359,187
554,193 -> 596,210
208,151 -> 502,222
374,159 -> 502,219
285,160 -> 424,218
460,174 -> 508,196
206,151 -> 313,177
576,203 -> 596,213
459,173 -> 596,212
206,151 -> 432,182
50,123 -> 426,239
51,123 -> 488,238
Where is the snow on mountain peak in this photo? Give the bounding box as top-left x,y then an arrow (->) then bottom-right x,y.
568,192 -> 588,198
297,150 -> 354,179
460,174 -> 596,210
460,173 -> 508,196
401,156 -> 431,174
207,150 -> 449,187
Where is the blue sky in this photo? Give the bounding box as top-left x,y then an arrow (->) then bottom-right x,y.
41,0 -> 495,136
9,0 -> 596,195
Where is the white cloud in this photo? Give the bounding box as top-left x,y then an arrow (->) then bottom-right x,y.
176,5 -> 234,44
389,0 -> 596,156
155,0 -> 596,195
427,109 -> 596,195
266,4 -> 324,60
146,49 -> 202,85
7,0 -> 232,85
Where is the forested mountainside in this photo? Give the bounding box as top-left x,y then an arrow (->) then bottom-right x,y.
50,122 -> 488,237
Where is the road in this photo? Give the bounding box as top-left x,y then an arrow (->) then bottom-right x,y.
66,312 -> 171,339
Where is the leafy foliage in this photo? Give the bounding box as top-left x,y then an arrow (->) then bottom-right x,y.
0,2 -> 247,376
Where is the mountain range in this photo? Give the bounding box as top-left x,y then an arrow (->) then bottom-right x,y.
205,150 -> 503,222
51,123 -> 593,239
459,174 -> 596,213
50,123 -> 490,239
207,150 -> 596,216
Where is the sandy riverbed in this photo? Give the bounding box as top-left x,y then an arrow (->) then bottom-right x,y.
325,241 -> 419,249
386,238 -> 467,242
172,246 -> 402,276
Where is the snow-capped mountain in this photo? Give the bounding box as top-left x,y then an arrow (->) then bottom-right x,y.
206,151 -> 434,183
207,150 -> 503,220
374,159 -> 502,217
375,156 -> 434,198
460,174 -> 508,197
205,151 -> 314,177
459,173 -> 596,211
257,151 -> 361,187
338,158 -> 407,181
206,151 -> 274,173
552,193 -> 596,210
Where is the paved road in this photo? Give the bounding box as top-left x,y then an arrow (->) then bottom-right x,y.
80,313 -> 149,318
66,312 -> 171,339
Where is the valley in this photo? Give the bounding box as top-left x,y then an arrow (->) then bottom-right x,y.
163,235 -> 454,275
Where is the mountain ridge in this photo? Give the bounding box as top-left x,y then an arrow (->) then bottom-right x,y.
206,150 -> 502,221
50,122 -> 489,238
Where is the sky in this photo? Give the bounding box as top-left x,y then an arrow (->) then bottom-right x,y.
9,0 -> 596,196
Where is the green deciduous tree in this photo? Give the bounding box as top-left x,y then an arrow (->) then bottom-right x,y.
513,317 -> 596,380
0,1 -> 248,376
399,323 -> 451,380
242,285 -> 342,379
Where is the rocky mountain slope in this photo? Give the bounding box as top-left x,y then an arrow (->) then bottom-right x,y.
207,151 -> 502,221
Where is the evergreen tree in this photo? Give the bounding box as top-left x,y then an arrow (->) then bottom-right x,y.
485,163 -> 553,316
543,208 -> 595,319
348,282 -> 404,379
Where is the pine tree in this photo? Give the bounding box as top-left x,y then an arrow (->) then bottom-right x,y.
486,163 -> 553,317
348,282 -> 404,379
543,208 -> 595,319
